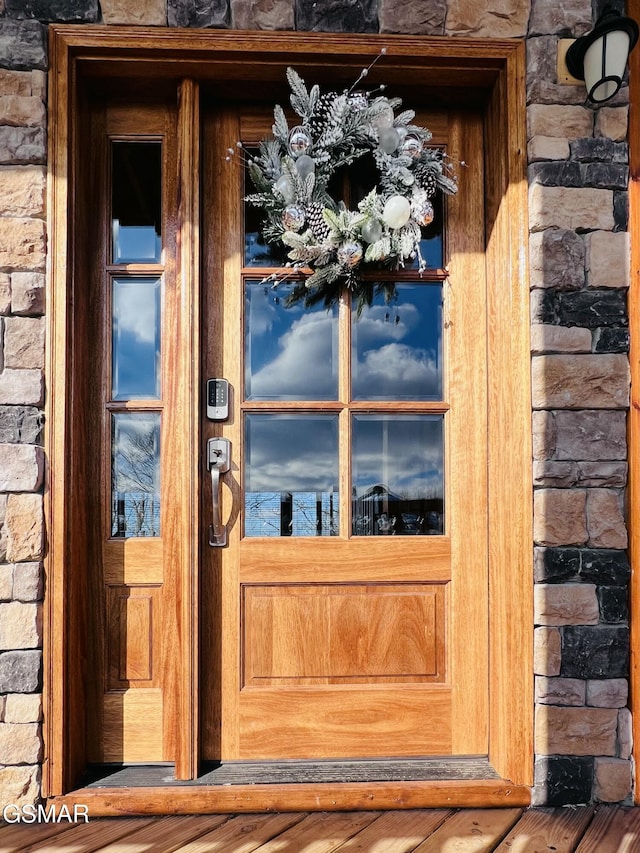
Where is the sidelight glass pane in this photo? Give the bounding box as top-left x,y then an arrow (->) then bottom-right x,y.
245,280 -> 338,400
244,414 -> 339,537
112,277 -> 161,400
112,141 -> 162,264
111,413 -> 160,538
352,415 -> 444,536
352,283 -> 442,401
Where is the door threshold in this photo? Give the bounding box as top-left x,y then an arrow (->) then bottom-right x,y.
85,757 -> 500,788
50,759 -> 531,815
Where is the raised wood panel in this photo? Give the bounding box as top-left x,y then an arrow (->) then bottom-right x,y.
237,687 -> 452,759
243,583 -> 446,686
107,586 -> 158,686
102,690 -> 163,762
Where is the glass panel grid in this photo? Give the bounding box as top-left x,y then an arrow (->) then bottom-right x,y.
111,140 -> 162,264
351,414 -> 444,537
244,414 -> 339,537
351,283 -> 443,401
112,276 -> 161,400
111,413 -> 161,538
244,280 -> 338,401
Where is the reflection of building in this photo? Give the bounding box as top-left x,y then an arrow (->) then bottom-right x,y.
352,484 -> 443,536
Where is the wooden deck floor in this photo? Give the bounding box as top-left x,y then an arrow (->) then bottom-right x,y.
1,805 -> 640,852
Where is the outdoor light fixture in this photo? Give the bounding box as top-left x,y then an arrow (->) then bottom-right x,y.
566,6 -> 639,103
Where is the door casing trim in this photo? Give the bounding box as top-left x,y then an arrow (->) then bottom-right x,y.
45,25 -> 532,805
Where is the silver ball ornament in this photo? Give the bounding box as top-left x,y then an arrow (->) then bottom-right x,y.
282,204 -> 306,232
295,154 -> 315,178
288,126 -> 312,158
348,92 -> 368,110
274,174 -> 295,203
361,218 -> 383,244
337,241 -> 364,268
411,191 -> 435,227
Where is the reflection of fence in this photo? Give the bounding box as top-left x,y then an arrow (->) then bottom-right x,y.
352,487 -> 444,536
112,491 -> 160,538
245,492 -> 338,537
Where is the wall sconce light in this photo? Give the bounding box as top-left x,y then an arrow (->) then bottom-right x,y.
565,6 -> 639,104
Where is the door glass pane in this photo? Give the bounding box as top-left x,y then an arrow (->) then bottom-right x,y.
245,280 -> 338,401
244,414 -> 339,537
352,283 -> 442,401
112,141 -> 162,264
111,413 -> 160,538
352,415 -> 444,536
112,277 -> 161,400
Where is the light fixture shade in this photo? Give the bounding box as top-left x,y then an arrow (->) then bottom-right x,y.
566,7 -> 639,104
584,29 -> 631,102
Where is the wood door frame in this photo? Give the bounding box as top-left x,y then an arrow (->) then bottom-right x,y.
44,26 -> 533,807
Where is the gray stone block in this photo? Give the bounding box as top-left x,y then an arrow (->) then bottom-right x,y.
167,0 -> 229,27
0,407 -> 44,445
1,0 -> 98,21
295,0 -> 378,33
0,650 -> 41,693
0,20 -> 47,71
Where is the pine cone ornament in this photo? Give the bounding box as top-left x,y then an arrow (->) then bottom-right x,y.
305,202 -> 331,242
307,92 -> 336,141
415,166 -> 438,198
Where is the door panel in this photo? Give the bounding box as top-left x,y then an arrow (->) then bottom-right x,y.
202,105 -> 487,762
85,100 -> 179,765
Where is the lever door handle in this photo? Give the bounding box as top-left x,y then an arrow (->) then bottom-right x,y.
208,437 -> 231,547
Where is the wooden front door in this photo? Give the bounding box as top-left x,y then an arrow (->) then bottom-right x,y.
201,105 -> 488,762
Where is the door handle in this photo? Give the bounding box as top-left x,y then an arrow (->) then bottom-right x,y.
208,437 -> 231,547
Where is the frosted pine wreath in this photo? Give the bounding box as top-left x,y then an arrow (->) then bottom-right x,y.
242,59 -> 458,309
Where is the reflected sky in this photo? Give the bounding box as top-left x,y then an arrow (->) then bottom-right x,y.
245,414 -> 339,494
111,140 -> 162,264
245,282 -> 338,400
112,277 -> 161,400
352,284 -> 442,400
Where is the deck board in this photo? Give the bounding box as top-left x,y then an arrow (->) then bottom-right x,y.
413,808 -> 523,852
495,806 -> 596,853
574,806 -> 640,852
1,805 -> 639,851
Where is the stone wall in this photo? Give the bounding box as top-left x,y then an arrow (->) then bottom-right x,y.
0,0 -> 634,807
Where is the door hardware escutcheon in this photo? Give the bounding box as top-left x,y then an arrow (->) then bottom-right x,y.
208,437 -> 231,547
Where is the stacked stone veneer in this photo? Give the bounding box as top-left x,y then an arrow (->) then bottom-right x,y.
0,0 -> 635,807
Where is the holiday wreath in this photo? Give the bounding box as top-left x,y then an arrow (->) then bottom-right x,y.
244,62 -> 458,309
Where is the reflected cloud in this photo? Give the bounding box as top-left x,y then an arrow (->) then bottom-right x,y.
355,343 -> 439,398
248,310 -> 337,400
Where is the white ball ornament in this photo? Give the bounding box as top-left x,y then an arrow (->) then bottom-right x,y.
295,154 -> 315,178
274,174 -> 295,203
382,195 -> 411,229
378,127 -> 400,154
